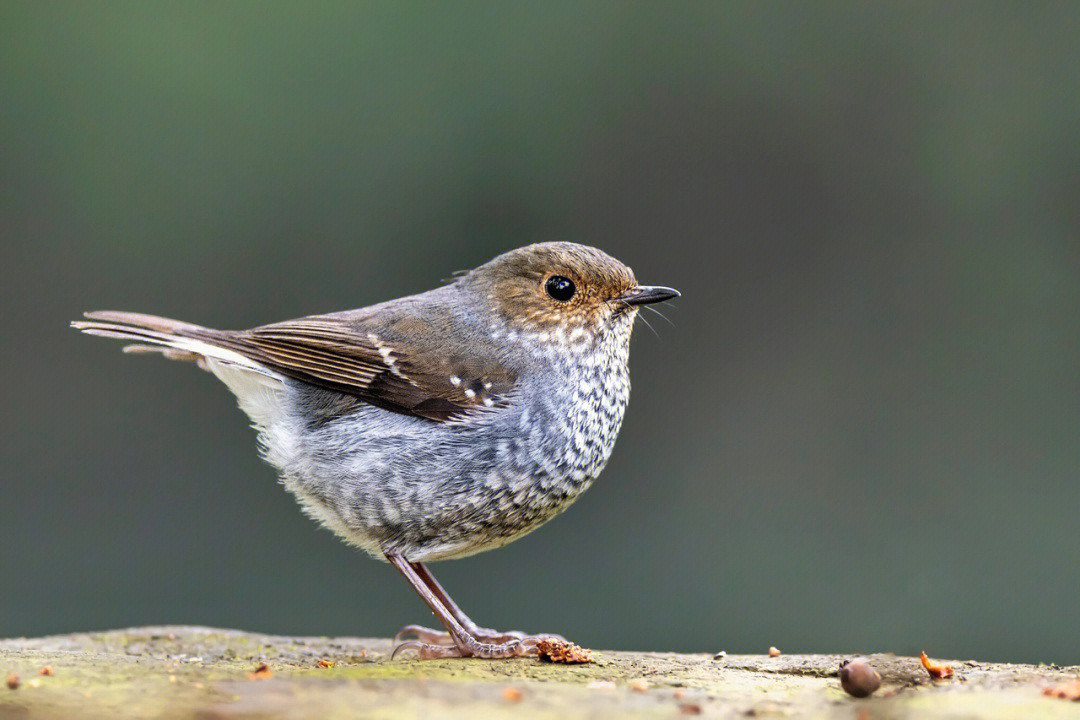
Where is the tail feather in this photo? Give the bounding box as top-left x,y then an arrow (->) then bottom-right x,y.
81,310 -> 206,334
71,312 -> 281,380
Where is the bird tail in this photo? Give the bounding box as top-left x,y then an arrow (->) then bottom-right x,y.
71,311 -> 278,379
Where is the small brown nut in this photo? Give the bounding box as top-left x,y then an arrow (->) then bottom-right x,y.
768,646 -> 782,657
39,666 -> 54,676
839,658 -> 882,698
502,686 -> 523,702
6,674 -> 19,690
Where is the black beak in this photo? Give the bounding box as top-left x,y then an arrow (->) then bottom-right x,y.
619,285 -> 680,306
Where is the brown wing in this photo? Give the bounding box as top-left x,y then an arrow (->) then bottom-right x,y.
211,316 -> 516,422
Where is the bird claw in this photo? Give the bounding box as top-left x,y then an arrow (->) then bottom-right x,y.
393,624 -> 456,646
390,630 -> 567,660
393,623 -> 536,648
391,640 -> 463,660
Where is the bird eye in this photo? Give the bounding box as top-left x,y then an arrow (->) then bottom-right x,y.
545,275 -> 576,302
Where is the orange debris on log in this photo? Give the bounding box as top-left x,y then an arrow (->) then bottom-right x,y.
536,638 -> 592,664
247,662 -> 273,680
1043,677 -> 1080,701
920,651 -> 953,680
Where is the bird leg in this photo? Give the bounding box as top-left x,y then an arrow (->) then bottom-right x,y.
386,552 -> 559,660
393,561 -> 527,646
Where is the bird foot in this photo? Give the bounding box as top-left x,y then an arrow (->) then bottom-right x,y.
393,623 -> 537,647
391,630 -> 565,660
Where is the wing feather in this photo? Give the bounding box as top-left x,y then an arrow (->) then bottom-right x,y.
219,316 -> 514,421
75,309 -> 516,422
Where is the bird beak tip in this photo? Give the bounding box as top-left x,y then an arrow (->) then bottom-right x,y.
620,285 -> 680,306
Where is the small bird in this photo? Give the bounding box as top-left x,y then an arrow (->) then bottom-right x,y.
72,242 -> 678,659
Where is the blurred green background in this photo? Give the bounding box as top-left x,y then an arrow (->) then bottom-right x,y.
3,2 -> 1079,663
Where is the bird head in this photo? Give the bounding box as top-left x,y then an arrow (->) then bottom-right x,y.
463,242 -> 678,342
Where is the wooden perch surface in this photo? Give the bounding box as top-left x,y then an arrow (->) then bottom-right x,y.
1,627 -> 1078,719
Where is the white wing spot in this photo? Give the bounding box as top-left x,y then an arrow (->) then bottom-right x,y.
450,376 -> 461,386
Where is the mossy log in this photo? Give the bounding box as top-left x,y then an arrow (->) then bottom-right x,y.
1,627 -> 1077,718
